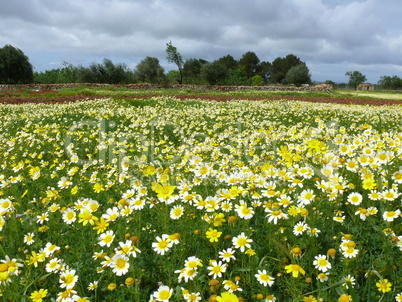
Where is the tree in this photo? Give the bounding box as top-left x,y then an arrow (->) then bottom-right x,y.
258,61 -> 271,83
61,61 -> 79,83
378,75 -> 402,90
285,64 -> 311,86
77,59 -> 132,84
238,51 -> 260,79
226,67 -> 249,85
0,44 -> 33,84
34,68 -> 62,84
201,61 -> 229,85
325,80 -> 336,86
166,41 -> 184,84
34,61 -> 80,84
135,57 -> 165,83
345,71 -> 367,89
270,54 -> 303,84
182,58 -> 208,84
166,70 -> 181,84
217,54 -> 238,70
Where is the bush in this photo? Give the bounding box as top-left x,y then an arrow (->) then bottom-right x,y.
285,64 -> 311,86
251,75 -> 264,86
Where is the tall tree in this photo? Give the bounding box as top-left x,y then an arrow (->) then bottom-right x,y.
226,67 -> 249,85
135,56 -> 165,83
166,70 -> 181,84
77,59 -> 132,84
238,51 -> 260,79
34,68 -> 62,84
61,61 -> 79,83
285,64 -> 311,86
182,58 -> 208,84
345,71 -> 367,89
258,61 -> 271,83
166,41 -> 184,84
201,61 -> 229,85
378,75 -> 402,90
217,54 -> 238,71
0,44 -> 33,84
270,54 -> 303,84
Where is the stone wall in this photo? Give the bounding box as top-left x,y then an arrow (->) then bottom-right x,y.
0,83 -> 333,93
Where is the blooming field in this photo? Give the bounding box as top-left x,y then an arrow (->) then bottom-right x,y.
0,96 -> 402,301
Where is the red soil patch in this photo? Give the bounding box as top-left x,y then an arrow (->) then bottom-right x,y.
0,92 -> 401,106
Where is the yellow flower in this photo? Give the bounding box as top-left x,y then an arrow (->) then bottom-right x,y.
291,247 -> 303,257
71,185 -> 79,195
152,182 -> 176,200
213,213 -> 226,227
26,251 -> 46,267
205,228 -> 222,243
285,264 -> 306,278
143,165 -> 156,176
93,183 -> 105,193
38,225 -> 49,232
216,291 -> 239,302
125,277 -> 135,286
303,295 -> 317,302
46,188 -> 60,200
376,279 -> 392,293
245,248 -> 256,256
93,217 -> 109,234
78,209 -> 99,226
107,283 -> 116,291
306,139 -> 327,154
362,178 -> 376,190
30,288 -> 48,302
338,294 -> 352,302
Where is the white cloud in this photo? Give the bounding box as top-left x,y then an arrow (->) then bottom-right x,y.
1,0 -> 402,82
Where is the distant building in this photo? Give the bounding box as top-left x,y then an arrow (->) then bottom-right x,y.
357,83 -> 375,91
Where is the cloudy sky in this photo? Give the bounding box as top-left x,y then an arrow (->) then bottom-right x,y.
1,0 -> 402,83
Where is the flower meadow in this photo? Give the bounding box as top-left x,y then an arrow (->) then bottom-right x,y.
0,95 -> 402,301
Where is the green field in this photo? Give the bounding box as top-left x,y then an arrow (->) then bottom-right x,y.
0,89 -> 402,301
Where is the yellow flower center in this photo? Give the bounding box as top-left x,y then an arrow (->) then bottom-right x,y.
386,211 -> 396,217
0,263 -> 9,272
115,258 -> 126,269
318,259 -> 327,267
158,240 -> 168,249
237,238 -> 247,246
158,290 -> 171,300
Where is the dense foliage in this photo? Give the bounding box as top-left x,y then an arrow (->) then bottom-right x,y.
3,42 -> 401,88
377,75 -> 402,90
0,44 -> 33,84
134,57 -> 165,84
285,64 -> 312,86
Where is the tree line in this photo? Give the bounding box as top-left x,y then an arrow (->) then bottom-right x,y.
3,43 -> 402,88
0,43 -> 312,86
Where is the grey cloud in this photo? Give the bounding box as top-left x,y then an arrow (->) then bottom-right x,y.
1,0 -> 402,82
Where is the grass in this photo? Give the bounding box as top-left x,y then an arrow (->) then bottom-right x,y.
336,89 -> 402,100
3,85 -> 402,102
